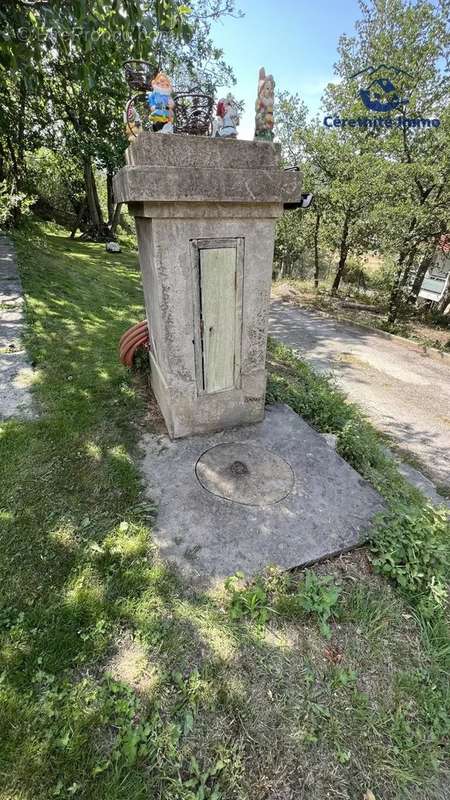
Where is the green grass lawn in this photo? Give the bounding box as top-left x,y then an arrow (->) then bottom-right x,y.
0,222 -> 449,800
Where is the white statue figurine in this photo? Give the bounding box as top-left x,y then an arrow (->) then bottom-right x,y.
213,93 -> 239,138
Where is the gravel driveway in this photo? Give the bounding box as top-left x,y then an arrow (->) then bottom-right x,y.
269,301 -> 450,488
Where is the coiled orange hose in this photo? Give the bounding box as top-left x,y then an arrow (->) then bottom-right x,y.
119,320 -> 150,367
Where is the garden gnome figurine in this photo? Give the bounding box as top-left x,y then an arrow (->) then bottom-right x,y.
213,93 -> 239,138
254,67 -> 275,141
145,71 -> 175,133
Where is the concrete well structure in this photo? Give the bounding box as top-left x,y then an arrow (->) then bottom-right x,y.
114,133 -> 301,438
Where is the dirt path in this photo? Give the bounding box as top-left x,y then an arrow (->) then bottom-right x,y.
269,300 -> 450,489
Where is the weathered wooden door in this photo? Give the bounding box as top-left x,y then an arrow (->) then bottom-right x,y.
192,238 -> 243,394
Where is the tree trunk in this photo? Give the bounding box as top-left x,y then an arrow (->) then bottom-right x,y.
388,248 -> 414,324
388,252 -> 406,324
70,200 -> 87,239
0,142 -> 5,183
387,213 -> 419,323
6,136 -> 20,191
408,228 -> 447,303
92,168 -> 104,229
331,210 -> 350,295
313,211 -> 321,289
83,159 -> 100,228
17,77 -> 26,178
437,283 -> 450,314
83,159 -> 106,239
6,136 -> 22,225
398,249 -> 416,292
110,202 -> 122,237
106,169 -> 115,225
408,251 -> 433,303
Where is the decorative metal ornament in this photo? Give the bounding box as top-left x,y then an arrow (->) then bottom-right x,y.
173,90 -> 214,136
123,60 -> 214,139
123,60 -> 155,92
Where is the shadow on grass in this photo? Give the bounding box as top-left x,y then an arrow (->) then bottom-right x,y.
0,224 -> 448,800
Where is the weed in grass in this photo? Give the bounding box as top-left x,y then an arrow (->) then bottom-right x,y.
224,573 -> 272,631
224,569 -> 341,640
180,753 -> 226,799
370,503 -> 449,617
276,570 -> 341,639
335,746 -> 352,765
330,666 -> 358,688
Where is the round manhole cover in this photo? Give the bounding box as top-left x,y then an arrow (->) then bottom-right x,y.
195,442 -> 294,506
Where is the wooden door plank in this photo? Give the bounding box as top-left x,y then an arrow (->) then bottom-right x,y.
200,247 -> 236,393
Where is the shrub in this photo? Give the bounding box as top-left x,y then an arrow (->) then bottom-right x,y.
0,180 -> 34,229
343,258 -> 370,290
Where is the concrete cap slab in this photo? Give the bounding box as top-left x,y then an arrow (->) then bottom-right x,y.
140,404 -> 385,585
126,133 -> 282,169
114,164 -> 301,205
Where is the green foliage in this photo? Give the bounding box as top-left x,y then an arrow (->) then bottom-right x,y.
181,753 -> 226,799
224,573 -> 271,630
0,180 -> 34,228
275,0 -> 450,305
267,339 -> 355,433
0,1 -> 237,235
274,210 -> 308,278
343,258 -> 371,290
274,91 -> 308,166
101,678 -> 157,770
2,666 -> 224,796
330,666 -> 358,689
225,568 -> 341,640
25,148 -> 84,218
337,418 -> 389,477
371,503 -> 449,616
277,571 -> 342,639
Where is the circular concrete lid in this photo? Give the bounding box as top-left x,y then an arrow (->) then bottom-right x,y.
195,442 -> 294,506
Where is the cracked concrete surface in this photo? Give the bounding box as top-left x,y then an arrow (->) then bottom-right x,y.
270,301 -> 450,489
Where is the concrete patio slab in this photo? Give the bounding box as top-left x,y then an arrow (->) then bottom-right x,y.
0,237 -> 35,420
0,354 -> 35,419
140,404 -> 384,583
